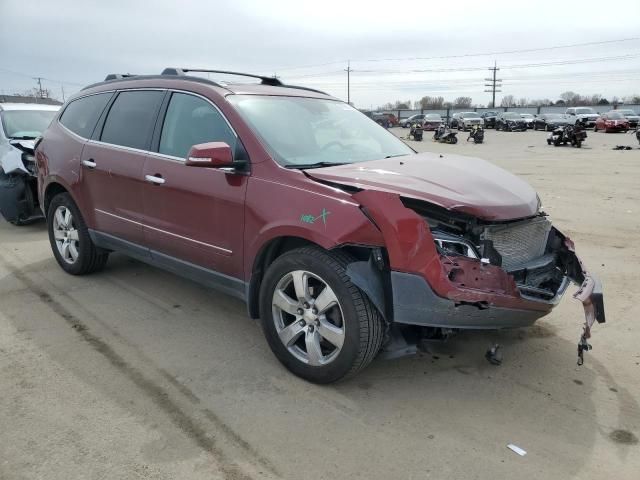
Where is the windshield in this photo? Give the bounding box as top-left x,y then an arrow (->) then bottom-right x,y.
546,114 -> 563,119
228,96 -> 413,167
575,108 -> 595,114
520,114 -> 534,118
1,109 -> 57,139
618,109 -> 636,116
607,112 -> 624,119
461,112 -> 480,118
425,114 -> 441,120
503,113 -> 520,119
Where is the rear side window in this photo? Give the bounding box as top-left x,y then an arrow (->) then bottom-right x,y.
101,90 -> 164,150
159,93 -> 236,158
59,93 -> 111,138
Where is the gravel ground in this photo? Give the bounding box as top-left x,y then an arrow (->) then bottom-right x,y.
1,127 -> 639,479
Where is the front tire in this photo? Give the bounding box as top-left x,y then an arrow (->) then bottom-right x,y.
259,247 -> 384,383
47,193 -> 109,275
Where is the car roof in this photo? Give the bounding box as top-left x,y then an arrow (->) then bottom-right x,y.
79,74 -> 338,101
0,103 -> 61,112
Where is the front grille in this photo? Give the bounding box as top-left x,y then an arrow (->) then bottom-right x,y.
481,216 -> 552,270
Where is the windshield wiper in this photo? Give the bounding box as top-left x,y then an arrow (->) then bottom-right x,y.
384,154 -> 409,159
9,136 -> 37,140
285,162 -> 350,170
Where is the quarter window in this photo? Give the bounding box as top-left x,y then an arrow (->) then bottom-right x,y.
100,90 -> 164,150
159,93 -> 235,159
59,93 -> 112,138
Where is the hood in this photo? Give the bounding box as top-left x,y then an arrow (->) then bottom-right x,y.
577,113 -> 599,119
9,139 -> 36,152
307,153 -> 539,221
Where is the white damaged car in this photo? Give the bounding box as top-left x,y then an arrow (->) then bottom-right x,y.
0,103 -> 58,225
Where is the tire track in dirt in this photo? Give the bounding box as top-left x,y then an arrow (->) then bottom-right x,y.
0,251 -> 280,480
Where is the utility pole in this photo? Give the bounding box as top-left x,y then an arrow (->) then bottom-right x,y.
484,61 -> 502,108
34,77 -> 44,98
345,60 -> 351,105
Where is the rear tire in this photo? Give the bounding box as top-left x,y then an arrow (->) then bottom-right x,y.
259,246 -> 385,383
47,193 -> 109,275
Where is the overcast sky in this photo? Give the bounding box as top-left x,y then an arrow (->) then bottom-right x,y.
1,0 -> 639,108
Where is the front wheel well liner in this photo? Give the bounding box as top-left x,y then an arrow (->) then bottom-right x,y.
246,236 -> 388,320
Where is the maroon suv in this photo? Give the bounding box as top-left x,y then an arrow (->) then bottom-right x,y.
36,68 -> 605,383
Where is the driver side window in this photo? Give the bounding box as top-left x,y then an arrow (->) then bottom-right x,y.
159,93 -> 236,159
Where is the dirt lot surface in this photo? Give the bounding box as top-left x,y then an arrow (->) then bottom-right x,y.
1,128 -> 639,479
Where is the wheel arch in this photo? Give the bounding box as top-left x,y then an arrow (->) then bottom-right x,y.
43,181 -> 71,217
246,235 -> 389,320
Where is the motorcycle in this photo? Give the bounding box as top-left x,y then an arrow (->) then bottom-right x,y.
433,125 -> 458,144
409,122 -> 423,141
467,125 -> 484,144
547,122 -> 587,148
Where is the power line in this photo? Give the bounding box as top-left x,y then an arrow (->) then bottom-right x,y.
286,53 -> 640,79
0,67 -> 85,87
273,37 -> 640,72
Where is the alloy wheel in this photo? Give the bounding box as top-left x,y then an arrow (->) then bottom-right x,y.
271,270 -> 345,366
52,206 -> 80,264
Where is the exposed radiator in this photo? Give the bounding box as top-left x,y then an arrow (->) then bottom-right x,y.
481,216 -> 552,271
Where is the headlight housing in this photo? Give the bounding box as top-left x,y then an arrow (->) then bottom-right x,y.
432,231 -> 479,259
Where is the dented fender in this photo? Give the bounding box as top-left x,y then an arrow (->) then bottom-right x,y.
353,190 -> 534,310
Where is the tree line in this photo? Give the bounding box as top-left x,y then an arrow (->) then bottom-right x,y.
377,92 -> 640,110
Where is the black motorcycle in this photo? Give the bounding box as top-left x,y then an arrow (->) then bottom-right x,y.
409,122 -> 424,141
467,125 -> 484,144
433,125 -> 458,144
547,123 -> 587,148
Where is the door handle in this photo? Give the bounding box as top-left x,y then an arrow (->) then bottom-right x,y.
82,159 -> 97,169
145,174 -> 165,185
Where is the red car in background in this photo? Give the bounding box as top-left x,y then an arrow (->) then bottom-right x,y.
594,111 -> 630,133
422,113 -> 443,131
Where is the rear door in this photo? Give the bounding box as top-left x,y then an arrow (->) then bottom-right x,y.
141,91 -> 248,278
80,90 -> 165,245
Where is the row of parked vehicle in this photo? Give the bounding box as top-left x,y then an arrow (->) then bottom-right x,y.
399,107 -> 640,133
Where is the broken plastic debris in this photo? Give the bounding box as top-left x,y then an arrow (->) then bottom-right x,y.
507,444 -> 527,456
485,344 -> 503,365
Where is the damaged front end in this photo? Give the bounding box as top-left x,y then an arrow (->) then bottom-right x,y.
354,191 -> 605,365
0,140 -> 42,225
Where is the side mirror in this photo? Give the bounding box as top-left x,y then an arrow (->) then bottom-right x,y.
186,142 -> 233,168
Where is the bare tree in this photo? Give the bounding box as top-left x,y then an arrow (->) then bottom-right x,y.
418,95 -> 445,109
500,95 -> 516,107
559,91 -> 582,106
518,97 -> 528,107
453,96 -> 473,108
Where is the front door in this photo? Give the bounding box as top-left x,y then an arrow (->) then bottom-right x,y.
80,90 -> 165,245
141,92 -> 247,279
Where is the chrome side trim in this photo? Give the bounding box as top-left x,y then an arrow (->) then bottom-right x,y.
86,139 -> 149,156
95,208 -> 232,255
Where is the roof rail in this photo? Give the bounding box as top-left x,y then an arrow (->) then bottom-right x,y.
104,73 -> 137,81
161,68 -> 283,86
